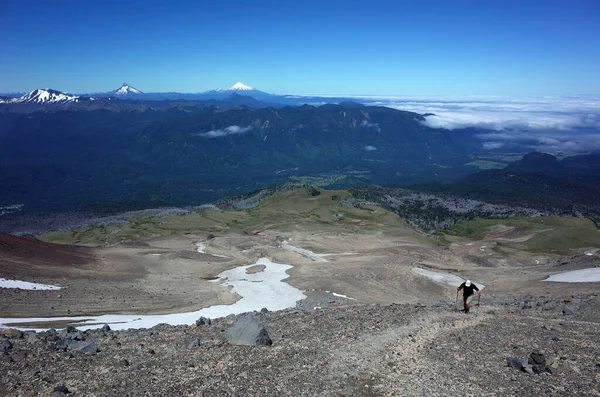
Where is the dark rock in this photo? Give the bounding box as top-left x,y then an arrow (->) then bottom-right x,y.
507,357 -> 535,374
529,351 -> 546,366
195,317 -> 211,326
26,333 -> 41,345
562,305 -> 579,315
65,326 -> 77,334
542,302 -> 554,311
69,330 -> 85,341
101,324 -> 111,333
188,338 -> 201,349
531,364 -> 546,374
226,314 -> 272,346
260,307 -> 269,313
52,385 -> 70,393
10,350 -> 28,362
55,338 -> 77,351
70,342 -> 99,355
507,357 -> 525,370
1,338 -> 13,354
522,363 -> 534,374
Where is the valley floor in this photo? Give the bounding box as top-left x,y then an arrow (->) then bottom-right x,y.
1,188 -> 599,395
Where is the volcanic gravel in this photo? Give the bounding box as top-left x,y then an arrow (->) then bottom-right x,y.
1,294 -> 599,396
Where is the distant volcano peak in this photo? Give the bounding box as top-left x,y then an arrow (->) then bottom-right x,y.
114,82 -> 142,95
229,82 -> 254,91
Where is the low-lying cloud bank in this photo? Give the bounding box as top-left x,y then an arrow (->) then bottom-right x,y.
475,130 -> 600,153
350,95 -> 600,153
355,95 -> 600,132
195,125 -> 253,138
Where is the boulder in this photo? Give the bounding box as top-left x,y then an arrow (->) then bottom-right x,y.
1,338 -> 13,354
2,328 -> 23,339
187,338 -> 201,349
507,357 -> 526,370
52,385 -> 70,394
55,338 -> 78,351
195,317 -> 211,326
545,357 -> 563,375
562,305 -> 579,315
10,350 -> 28,362
226,314 -> 272,347
69,342 -> 99,355
542,302 -> 554,311
68,330 -> 85,341
26,332 -> 42,345
529,351 -> 546,366
507,357 -> 533,374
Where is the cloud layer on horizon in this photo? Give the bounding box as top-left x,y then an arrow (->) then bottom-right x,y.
353,95 -> 600,153
357,95 -> 600,131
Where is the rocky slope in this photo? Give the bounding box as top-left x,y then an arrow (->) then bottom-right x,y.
1,293 -> 599,396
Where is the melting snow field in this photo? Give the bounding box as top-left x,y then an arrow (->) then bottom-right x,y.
195,242 -> 230,258
280,240 -> 328,262
412,268 -> 486,289
0,278 -> 61,291
544,268 -> 600,283
0,258 -> 306,331
332,292 -> 356,300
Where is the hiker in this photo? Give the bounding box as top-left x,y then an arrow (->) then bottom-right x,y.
457,280 -> 480,313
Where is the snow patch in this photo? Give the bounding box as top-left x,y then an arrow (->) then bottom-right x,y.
0,278 -> 61,290
13,89 -> 79,104
114,82 -> 142,95
229,82 -> 254,91
280,240 -> 328,262
544,268 -> 600,283
0,258 -> 305,331
412,268 -> 485,289
196,242 -> 230,258
332,292 -> 356,300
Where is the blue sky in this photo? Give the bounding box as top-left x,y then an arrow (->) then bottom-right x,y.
1,0 -> 599,95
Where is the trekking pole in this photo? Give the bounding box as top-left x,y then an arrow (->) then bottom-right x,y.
455,290 -> 459,312
476,293 -> 481,317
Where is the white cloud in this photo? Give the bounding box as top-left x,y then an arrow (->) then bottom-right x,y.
364,145 -> 377,151
195,125 -> 253,138
476,130 -> 600,152
361,120 -> 381,132
339,95 -> 600,153
348,95 -> 600,131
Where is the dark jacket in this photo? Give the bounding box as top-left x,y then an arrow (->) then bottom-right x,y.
458,282 -> 479,299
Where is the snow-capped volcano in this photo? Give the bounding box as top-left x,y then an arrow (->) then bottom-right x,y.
113,82 -> 143,95
229,82 -> 254,91
11,89 -> 81,104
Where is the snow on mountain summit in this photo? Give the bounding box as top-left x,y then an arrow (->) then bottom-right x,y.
113,82 -> 143,95
229,82 -> 254,91
13,89 -> 81,104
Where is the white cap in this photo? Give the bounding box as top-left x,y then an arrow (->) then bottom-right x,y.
465,280 -> 471,287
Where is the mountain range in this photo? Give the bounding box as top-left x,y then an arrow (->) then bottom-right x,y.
0,102 -> 476,213
0,82 -> 339,107
2,83 -> 599,221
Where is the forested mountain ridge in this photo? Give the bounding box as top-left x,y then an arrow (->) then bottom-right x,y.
0,103 -> 474,213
